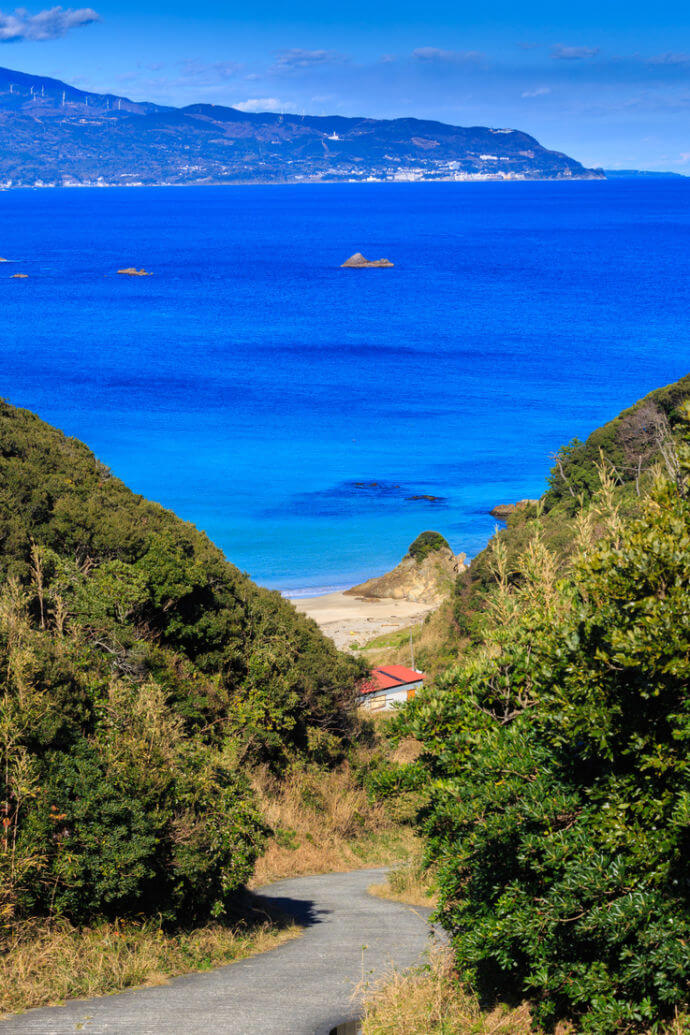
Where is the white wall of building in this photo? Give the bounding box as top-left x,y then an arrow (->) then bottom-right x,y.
360,680 -> 423,711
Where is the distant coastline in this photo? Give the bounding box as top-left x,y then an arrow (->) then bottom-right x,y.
8,170 -> 689,189
2,172 -> 607,189
0,64 -> 603,187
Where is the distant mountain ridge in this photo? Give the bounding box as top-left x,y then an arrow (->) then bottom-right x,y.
0,65 -> 604,186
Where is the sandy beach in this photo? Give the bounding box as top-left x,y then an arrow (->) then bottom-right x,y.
292,590 -> 435,651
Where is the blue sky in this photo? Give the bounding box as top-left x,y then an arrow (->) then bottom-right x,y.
3,1 -> 690,169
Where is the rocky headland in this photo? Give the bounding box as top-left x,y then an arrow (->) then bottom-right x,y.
490,499 -> 538,520
345,530 -> 466,606
294,531 -> 465,650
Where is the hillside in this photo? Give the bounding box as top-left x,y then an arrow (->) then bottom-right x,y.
461,372 -> 690,614
377,373 -> 690,1032
366,375 -> 690,683
0,399 -> 365,931
0,65 -> 603,186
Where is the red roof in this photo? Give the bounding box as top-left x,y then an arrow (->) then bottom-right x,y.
361,665 -> 425,696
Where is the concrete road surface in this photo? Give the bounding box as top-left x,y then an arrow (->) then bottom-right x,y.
0,868 -> 439,1034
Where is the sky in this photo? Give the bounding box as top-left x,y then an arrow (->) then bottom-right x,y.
2,1 -> 690,169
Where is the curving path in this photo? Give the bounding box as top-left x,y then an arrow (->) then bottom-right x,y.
1,868 -> 439,1035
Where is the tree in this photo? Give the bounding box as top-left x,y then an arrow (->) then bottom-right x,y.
402,438 -> 690,1031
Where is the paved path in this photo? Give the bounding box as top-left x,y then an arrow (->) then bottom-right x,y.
1,869 -> 439,1035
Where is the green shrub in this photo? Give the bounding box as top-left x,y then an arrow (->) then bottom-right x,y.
401,442 -> 690,1031
408,531 -> 450,563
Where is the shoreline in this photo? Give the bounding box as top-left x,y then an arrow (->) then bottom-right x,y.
292,589 -> 436,651
1,175 -> 608,191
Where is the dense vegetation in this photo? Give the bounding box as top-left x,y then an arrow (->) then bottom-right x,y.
407,530 -> 451,564
0,401 -> 365,933
390,377 -> 690,1032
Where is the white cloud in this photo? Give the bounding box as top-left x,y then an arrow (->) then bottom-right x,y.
521,86 -> 551,98
0,5 -> 99,42
179,59 -> 242,82
273,49 -> 346,71
647,52 -> 690,66
234,97 -> 286,112
551,44 -> 600,61
413,46 -> 483,63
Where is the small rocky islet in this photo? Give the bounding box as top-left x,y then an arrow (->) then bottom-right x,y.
341,252 -> 394,268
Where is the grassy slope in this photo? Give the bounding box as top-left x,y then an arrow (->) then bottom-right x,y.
468,372 -> 690,595
1,910 -> 300,1019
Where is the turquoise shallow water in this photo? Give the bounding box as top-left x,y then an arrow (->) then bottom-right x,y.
1,180 -> 689,593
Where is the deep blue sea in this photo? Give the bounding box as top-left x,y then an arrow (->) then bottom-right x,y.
1,180 -> 689,594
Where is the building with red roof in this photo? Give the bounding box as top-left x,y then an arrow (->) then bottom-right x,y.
360,665 -> 425,711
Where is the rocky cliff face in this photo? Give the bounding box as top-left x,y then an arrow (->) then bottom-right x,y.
346,533 -> 466,605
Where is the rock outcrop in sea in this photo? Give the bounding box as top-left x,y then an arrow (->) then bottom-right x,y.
341,253 -> 394,268
345,530 -> 466,605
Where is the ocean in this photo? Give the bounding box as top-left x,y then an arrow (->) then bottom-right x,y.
1,179 -> 689,594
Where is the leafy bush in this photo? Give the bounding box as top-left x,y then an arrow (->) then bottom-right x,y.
408,531 -> 450,563
400,429 -> 690,1032
0,402 -> 366,755
0,588 -> 268,926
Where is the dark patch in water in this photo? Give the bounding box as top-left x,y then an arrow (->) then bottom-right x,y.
267,480 -> 449,520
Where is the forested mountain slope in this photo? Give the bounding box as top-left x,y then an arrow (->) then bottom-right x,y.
0,400 -> 364,928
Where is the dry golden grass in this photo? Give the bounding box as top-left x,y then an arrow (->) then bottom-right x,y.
368,852 -> 438,908
362,950 -> 690,1035
361,949 -> 569,1035
0,912 -> 300,1019
250,763 -> 419,887
364,598 -> 465,676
